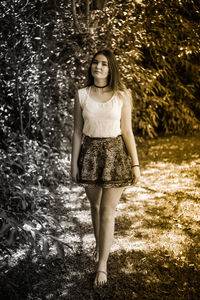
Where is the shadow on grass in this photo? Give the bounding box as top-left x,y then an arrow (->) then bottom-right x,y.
0,256 -> 63,300
0,252 -> 95,300
3,248 -> 198,300
105,249 -> 200,300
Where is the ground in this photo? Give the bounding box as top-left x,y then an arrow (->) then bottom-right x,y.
1,135 -> 200,299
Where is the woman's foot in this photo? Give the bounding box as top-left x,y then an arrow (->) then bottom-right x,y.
94,270 -> 107,287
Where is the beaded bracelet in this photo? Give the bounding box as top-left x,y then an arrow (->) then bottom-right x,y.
132,165 -> 139,168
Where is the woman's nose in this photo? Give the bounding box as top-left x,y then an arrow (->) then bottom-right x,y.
96,63 -> 102,69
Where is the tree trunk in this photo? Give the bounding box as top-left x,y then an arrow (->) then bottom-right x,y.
72,0 -> 107,33
86,0 -> 90,29
72,0 -> 81,33
92,0 -> 107,10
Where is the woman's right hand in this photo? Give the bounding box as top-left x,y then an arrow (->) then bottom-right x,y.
132,166 -> 140,185
71,164 -> 79,183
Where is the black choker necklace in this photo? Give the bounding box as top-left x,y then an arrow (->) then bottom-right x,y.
94,83 -> 108,88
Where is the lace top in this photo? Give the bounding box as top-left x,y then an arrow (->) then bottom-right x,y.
78,87 -> 123,138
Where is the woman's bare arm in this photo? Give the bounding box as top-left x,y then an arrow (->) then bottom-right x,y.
121,90 -> 140,182
71,90 -> 83,181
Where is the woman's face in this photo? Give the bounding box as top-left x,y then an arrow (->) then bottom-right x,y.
91,54 -> 109,80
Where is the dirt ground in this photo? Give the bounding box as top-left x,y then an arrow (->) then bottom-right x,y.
1,135 -> 200,299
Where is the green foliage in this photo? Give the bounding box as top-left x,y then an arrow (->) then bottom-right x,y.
142,0 -> 200,134
0,0 -> 69,257
0,134 -> 70,257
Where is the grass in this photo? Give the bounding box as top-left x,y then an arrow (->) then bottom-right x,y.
0,135 -> 200,299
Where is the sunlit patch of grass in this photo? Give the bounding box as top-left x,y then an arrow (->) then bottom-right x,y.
114,189 -> 200,264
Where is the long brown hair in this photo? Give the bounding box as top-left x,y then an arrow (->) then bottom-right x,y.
87,49 -> 125,91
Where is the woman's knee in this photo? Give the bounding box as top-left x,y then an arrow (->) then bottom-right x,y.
100,206 -> 115,223
91,202 -> 100,213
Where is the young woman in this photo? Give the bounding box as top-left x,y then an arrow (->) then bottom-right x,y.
71,49 -> 140,287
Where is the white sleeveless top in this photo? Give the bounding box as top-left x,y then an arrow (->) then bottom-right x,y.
78,87 -> 123,138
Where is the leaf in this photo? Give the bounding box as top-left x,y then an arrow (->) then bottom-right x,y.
55,241 -> 65,259
0,244 -> 12,256
163,263 -> 169,269
0,223 -> 11,236
31,215 -> 45,229
49,235 -> 73,250
42,237 -> 49,258
21,199 -> 28,210
6,228 -> 16,246
15,185 -> 22,190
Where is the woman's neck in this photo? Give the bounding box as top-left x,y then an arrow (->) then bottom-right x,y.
93,80 -> 110,93
94,83 -> 108,89
93,79 -> 108,88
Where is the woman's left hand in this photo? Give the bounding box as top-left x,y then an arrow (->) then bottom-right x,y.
132,166 -> 140,184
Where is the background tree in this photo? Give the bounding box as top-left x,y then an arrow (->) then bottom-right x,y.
143,0 -> 200,134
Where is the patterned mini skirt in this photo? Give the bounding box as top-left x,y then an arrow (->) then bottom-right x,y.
78,135 -> 134,188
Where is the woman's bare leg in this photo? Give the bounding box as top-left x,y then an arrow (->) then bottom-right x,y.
85,186 -> 102,261
94,187 -> 124,287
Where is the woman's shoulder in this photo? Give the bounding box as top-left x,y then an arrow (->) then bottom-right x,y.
116,88 -> 132,100
116,88 -> 133,109
77,86 -> 89,107
78,86 -> 89,91
121,88 -> 132,96
78,86 -> 88,95
78,86 -> 89,99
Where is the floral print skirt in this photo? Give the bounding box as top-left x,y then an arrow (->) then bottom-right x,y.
78,135 -> 134,188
